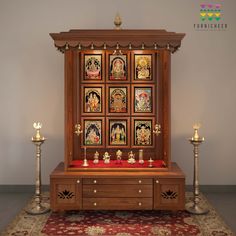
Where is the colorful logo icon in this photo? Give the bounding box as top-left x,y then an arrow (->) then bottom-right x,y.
200,4 -> 221,21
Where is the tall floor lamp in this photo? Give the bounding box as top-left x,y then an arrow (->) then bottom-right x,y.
25,122 -> 50,215
186,124 -> 209,215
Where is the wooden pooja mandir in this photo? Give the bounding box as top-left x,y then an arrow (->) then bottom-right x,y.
50,28 -> 185,211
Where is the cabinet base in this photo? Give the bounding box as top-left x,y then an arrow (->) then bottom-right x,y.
50,162 -> 185,211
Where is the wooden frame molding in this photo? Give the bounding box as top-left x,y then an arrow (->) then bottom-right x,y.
50,29 -> 185,53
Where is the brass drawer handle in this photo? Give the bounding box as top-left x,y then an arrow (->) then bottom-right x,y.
156,180 -> 159,184
138,189 -> 142,193
93,180 -> 97,184
93,202 -> 97,206
138,202 -> 142,206
138,180 -> 142,184
93,189 -> 97,193
77,180 -> 80,184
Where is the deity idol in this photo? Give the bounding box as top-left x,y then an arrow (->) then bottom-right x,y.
86,57 -> 101,79
136,125 -> 151,145
86,92 -> 100,112
136,91 -> 151,112
111,57 -> 125,80
136,57 -> 151,80
110,124 -> 126,144
86,128 -> 100,144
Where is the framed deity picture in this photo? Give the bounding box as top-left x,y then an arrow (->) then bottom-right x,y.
106,51 -> 130,83
132,118 -> 155,148
107,85 -> 130,115
81,118 -> 105,148
131,51 -> 155,83
131,85 -> 155,115
81,51 -> 105,82
81,85 -> 105,116
107,118 -> 130,148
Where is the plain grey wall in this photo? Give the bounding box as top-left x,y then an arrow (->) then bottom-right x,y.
0,0 -> 235,185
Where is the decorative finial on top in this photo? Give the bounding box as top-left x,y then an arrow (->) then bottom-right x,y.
191,123 -> 205,142
193,123 -> 201,130
33,122 -> 42,130
114,13 -> 122,30
32,122 -> 45,141
193,123 -> 201,140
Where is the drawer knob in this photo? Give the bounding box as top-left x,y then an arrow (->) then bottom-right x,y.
138,189 -> 142,193
156,180 -> 159,184
77,180 -> 80,184
138,202 -> 142,206
93,202 -> 97,206
138,180 -> 142,184
93,180 -> 97,184
93,189 -> 97,193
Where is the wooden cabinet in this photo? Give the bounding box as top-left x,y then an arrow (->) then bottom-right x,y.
50,178 -> 82,211
154,178 -> 185,210
50,162 -> 185,211
49,28 -> 186,211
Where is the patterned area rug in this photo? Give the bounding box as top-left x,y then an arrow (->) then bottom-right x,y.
1,192 -> 234,236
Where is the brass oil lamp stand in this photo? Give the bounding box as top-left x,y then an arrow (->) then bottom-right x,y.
186,124 -> 209,215
25,122 -> 50,215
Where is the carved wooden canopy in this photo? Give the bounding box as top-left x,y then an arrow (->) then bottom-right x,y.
50,29 -> 185,53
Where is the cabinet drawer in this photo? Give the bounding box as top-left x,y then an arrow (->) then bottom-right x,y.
83,198 -> 152,210
83,178 -> 152,185
83,184 -> 152,198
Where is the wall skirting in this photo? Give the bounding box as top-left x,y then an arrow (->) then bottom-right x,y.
185,185 -> 236,193
0,185 -> 236,193
0,185 -> 50,193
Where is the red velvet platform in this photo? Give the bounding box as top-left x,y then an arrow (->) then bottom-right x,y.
70,160 -> 165,168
